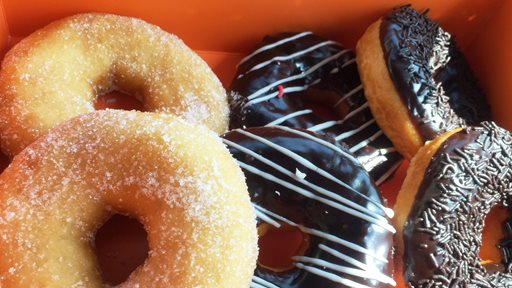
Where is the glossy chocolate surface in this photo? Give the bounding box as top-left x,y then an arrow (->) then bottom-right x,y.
404,122 -> 512,287
222,127 -> 394,288
380,6 -> 491,141
229,32 -> 402,184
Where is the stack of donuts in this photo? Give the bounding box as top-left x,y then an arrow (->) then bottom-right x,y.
0,4 -> 509,288
0,14 -> 259,287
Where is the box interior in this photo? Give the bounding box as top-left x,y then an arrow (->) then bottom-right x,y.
0,1 -> 509,286
0,2 -> 504,80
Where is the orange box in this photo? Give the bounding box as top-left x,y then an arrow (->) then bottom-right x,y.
0,0 -> 509,287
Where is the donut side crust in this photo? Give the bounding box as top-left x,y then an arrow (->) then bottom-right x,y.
392,128 -> 461,284
356,19 -> 423,160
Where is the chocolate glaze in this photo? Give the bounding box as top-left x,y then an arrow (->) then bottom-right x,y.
229,32 -> 402,184
403,122 -> 512,287
222,127 -> 394,288
499,212 -> 512,272
380,5 -> 491,141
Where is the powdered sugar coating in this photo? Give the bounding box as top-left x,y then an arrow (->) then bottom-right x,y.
0,13 -> 228,157
0,110 -> 257,287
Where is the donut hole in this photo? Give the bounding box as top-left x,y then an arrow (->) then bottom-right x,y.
0,151 -> 10,172
94,90 -> 145,111
303,87 -> 348,121
94,214 -> 149,285
480,206 -> 509,266
257,222 -> 310,272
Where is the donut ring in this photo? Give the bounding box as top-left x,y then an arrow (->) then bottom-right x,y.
356,6 -> 491,159
0,110 -> 257,287
394,122 -> 512,286
222,126 -> 395,288
229,32 -> 402,184
0,13 -> 228,157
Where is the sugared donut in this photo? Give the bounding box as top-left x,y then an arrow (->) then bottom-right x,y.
394,122 -> 512,286
356,5 -> 491,159
0,13 -> 228,157
0,110 -> 257,287
229,32 -> 402,185
222,126 -> 396,287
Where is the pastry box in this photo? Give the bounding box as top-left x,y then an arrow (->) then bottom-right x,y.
0,0 -> 510,287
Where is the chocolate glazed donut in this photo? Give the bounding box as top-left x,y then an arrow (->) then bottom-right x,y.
229,32 -> 402,185
381,6 -> 491,139
402,122 -> 512,287
357,5 -> 491,159
222,126 -> 395,288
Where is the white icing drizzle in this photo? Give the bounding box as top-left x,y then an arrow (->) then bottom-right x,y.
253,204 -> 389,262
257,125 -> 394,217
293,256 -> 395,286
253,207 -> 281,228
307,245 -> 395,285
237,161 -> 395,232
234,129 -> 393,220
272,125 -> 358,163
341,57 -> 357,68
238,31 -> 313,67
357,147 -> 399,176
238,40 -> 342,78
335,119 -> 377,141
307,102 -> 369,132
251,276 -> 280,288
375,160 -> 402,186
250,282 -> 269,288
243,79 -> 322,107
349,130 -> 384,153
294,263 -> 372,288
306,120 -> 339,132
330,67 -> 340,74
379,147 -> 397,155
246,50 -> 349,101
265,109 -> 313,126
318,244 -> 383,277
222,138 -> 390,224
333,84 -> 363,108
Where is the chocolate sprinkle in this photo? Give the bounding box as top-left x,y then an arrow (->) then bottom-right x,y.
380,5 -> 491,141
229,32 -> 402,184
403,122 -> 512,287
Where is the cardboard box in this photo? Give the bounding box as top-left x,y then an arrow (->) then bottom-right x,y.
0,1 -> 509,286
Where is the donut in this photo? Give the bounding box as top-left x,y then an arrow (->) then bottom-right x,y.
0,110 -> 257,287
356,5 -> 491,159
222,126 -> 395,287
229,32 -> 402,185
0,13 -> 228,157
394,122 -> 512,286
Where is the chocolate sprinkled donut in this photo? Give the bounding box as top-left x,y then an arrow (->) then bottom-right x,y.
398,122 -> 512,287
357,6 -> 491,159
382,6 -> 491,136
222,126 -> 395,288
229,32 -> 402,185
